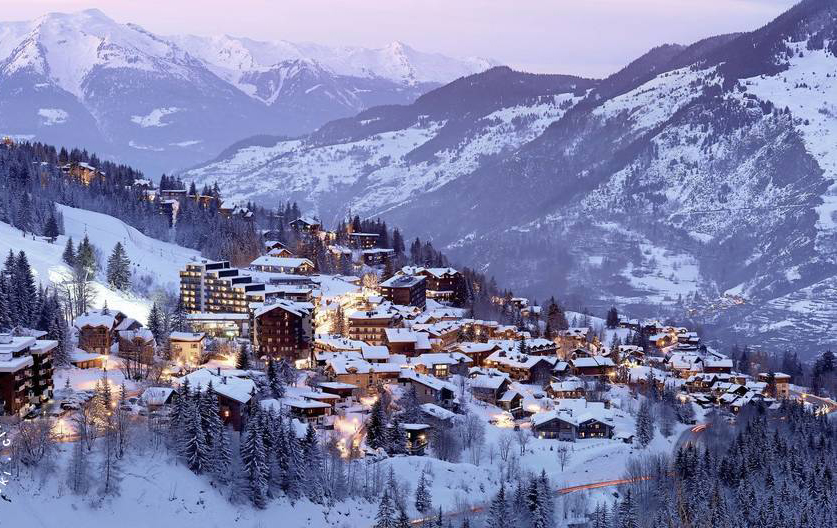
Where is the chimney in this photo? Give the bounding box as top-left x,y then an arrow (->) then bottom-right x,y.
222,376 -> 227,384
217,367 -> 221,376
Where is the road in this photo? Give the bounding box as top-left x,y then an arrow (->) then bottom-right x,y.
791,390 -> 837,415
674,423 -> 708,452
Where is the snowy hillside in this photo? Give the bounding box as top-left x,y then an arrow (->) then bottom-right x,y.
182,1 -> 837,356
0,205 -> 199,323
0,9 -> 493,175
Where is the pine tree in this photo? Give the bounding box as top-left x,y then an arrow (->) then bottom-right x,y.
606,306 -> 619,328
374,489 -> 397,528
486,483 -> 513,528
415,469 -> 432,518
636,399 -> 655,448
0,273 -> 11,331
619,490 -> 638,528
77,234 -> 97,275
301,423 -> 325,503
367,397 -> 389,450
147,302 -> 163,342
398,386 -> 422,423
182,389 -> 210,474
44,214 -> 59,243
14,251 -> 37,327
170,297 -> 188,333
386,416 -> 407,455
240,409 -> 269,508
266,359 -> 285,399
282,422 -> 304,500
106,242 -> 131,291
396,503 -> 411,528
236,343 -> 251,370
66,438 -> 90,494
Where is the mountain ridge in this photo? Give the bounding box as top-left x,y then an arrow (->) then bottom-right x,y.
0,8 -> 495,175
181,0 -> 837,356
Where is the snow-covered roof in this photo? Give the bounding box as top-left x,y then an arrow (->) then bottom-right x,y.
251,255 -> 314,269
74,312 -> 117,329
381,274 -> 425,288
399,370 -> 456,392
175,368 -> 255,403
400,266 -> 460,278
361,345 -> 390,361
118,328 -> 155,342
141,387 -> 175,406
571,356 -> 615,368
420,403 -> 456,421
410,352 -> 472,367
169,331 -> 205,342
251,299 -> 313,319
486,348 -> 557,370
469,373 -> 509,390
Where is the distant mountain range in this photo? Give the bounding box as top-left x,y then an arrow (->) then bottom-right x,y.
183,0 -> 837,356
0,8 -> 495,175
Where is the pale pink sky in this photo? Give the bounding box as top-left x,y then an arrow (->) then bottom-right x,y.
5,0 -> 796,76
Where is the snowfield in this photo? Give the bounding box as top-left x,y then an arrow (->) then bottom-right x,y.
0,205 -> 199,324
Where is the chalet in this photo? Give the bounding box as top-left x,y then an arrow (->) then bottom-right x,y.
483,345 -> 557,383
398,370 -> 457,408
263,397 -> 332,426
264,240 -> 287,252
703,358 -> 733,374
497,390 -> 524,415
117,328 -> 156,365
380,275 -> 426,309
410,352 -> 472,378
531,400 -> 614,441
384,328 -> 433,356
420,403 -> 457,426
347,310 -> 401,346
175,368 -> 256,431
61,161 -> 104,185
361,248 -> 395,266
316,381 -> 359,401
324,357 -> 401,395
0,335 -> 56,416
397,266 -> 466,305
469,372 -> 511,405
251,300 -> 313,362
558,327 -> 592,352
403,423 -> 431,455
571,356 -> 616,378
250,256 -> 315,275
521,338 -> 559,356
547,377 -> 586,399
552,361 -> 571,377
169,332 -> 206,366
267,247 -> 295,258
455,342 -> 502,367
29,339 -> 57,406
69,349 -> 106,369
616,345 -> 645,366
140,387 -> 176,410
758,372 -> 791,399
667,353 -> 703,378
74,310 -> 123,355
289,217 -> 321,234
349,232 -> 379,249
185,312 -> 250,339
414,320 -> 462,350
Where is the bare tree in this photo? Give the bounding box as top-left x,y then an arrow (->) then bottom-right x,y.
15,418 -> 57,466
515,428 -> 531,455
498,432 -> 513,462
556,444 -> 571,471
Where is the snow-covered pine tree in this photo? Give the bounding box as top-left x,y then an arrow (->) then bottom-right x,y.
62,237 -> 76,267
77,234 -> 97,275
13,251 -> 37,327
636,399 -> 655,448
374,489 -> 397,528
386,416 -> 407,455
414,469 -> 432,519
183,389 -> 210,474
147,302 -> 163,342
395,503 -> 411,528
397,386 -> 422,424
170,297 -> 188,333
236,343 -> 251,370
486,482 -> 514,528
618,489 -> 638,528
106,242 -> 131,291
282,420 -> 304,500
239,409 -> 269,508
301,422 -> 326,504
44,214 -> 59,243
367,397 -> 388,450
266,359 -> 286,399
0,273 -> 11,331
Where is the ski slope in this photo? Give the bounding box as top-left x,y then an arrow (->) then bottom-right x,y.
0,205 -> 199,324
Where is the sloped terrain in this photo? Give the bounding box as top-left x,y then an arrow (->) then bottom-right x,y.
184,0 -> 837,356
0,9 -> 492,175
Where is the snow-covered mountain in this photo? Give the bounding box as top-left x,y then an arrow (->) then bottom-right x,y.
0,9 -> 494,175
183,0 -> 837,356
